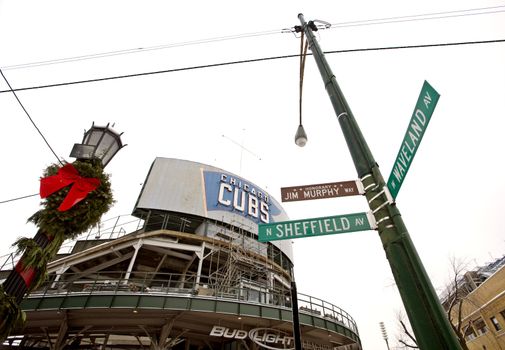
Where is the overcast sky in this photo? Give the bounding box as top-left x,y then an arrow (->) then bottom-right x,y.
1,1 -> 505,349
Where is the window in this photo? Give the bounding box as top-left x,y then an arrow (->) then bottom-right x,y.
474,318 -> 488,336
490,316 -> 502,331
464,324 -> 477,341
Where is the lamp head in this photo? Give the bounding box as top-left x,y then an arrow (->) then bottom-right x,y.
70,122 -> 125,167
294,124 -> 308,147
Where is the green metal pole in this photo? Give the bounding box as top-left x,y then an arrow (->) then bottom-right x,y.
297,14 -> 462,350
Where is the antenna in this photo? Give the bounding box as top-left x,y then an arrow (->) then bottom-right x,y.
222,131 -> 262,173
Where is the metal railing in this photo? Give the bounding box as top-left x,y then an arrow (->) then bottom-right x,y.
27,271 -> 358,334
0,215 -> 143,271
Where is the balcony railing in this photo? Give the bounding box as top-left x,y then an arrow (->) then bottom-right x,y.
0,215 -> 143,271
26,271 -> 358,334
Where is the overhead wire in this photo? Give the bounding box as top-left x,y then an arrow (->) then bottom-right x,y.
327,5 -> 505,28
1,5 -> 504,72
0,29 -> 283,71
0,193 -> 38,205
1,6 -> 505,205
0,38 -> 503,95
0,69 -> 63,165
1,39 -> 504,207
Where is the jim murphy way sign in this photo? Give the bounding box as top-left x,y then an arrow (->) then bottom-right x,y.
387,80 -> 440,199
257,212 -> 373,242
280,180 -> 362,202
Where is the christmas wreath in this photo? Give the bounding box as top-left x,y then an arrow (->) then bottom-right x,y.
0,158 -> 114,340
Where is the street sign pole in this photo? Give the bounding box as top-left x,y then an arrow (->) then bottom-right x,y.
297,14 -> 462,350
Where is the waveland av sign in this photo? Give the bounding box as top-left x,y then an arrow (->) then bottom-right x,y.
387,80 -> 440,199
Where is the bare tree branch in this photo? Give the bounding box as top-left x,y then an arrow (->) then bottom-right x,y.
398,339 -> 419,349
399,320 -> 418,347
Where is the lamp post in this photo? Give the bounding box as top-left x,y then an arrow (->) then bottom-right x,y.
295,14 -> 462,350
0,123 -> 124,340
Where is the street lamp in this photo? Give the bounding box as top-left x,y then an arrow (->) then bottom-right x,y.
70,122 -> 125,167
0,124 -> 125,340
295,13 -> 462,350
294,124 -> 308,147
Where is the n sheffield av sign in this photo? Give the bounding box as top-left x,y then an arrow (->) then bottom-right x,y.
387,80 -> 440,199
258,212 -> 374,242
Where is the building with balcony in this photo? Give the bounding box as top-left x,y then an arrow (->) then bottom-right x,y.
1,158 -> 361,350
442,255 -> 505,350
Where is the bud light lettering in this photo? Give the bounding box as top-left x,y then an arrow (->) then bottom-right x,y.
209,326 -> 295,350
204,171 -> 271,224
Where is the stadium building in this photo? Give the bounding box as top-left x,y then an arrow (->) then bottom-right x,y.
1,158 -> 361,350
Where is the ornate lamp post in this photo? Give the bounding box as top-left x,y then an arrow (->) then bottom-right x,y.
0,123 -> 124,340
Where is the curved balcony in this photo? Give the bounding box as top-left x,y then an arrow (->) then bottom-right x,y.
16,271 -> 360,348
3,213 -> 362,348
23,271 -> 358,332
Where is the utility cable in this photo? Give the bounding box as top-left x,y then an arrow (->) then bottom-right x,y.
328,5 -> 505,28
1,29 -> 283,71
1,5 -> 503,72
0,193 -> 38,205
0,69 -> 63,165
1,38 -> 503,94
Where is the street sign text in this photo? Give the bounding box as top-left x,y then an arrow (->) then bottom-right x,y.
387,80 -> 440,199
280,180 -> 361,202
258,212 -> 372,242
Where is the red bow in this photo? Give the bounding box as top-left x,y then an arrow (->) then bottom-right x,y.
40,163 -> 101,211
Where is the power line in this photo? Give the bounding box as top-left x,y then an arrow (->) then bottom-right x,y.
0,29 -> 283,71
324,38 -> 505,54
1,5 -> 503,72
0,193 -> 38,205
0,38 -> 503,94
0,69 -> 63,165
328,5 -> 505,28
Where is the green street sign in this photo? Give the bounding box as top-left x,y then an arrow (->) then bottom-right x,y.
257,212 -> 373,242
387,80 -> 440,199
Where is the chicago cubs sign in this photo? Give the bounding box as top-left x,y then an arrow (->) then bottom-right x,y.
203,171 -> 280,224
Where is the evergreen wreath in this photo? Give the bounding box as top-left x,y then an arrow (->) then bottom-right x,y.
28,159 -> 114,241
0,159 -> 114,340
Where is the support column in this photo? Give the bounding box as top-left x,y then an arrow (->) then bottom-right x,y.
195,243 -> 205,285
123,239 -> 142,283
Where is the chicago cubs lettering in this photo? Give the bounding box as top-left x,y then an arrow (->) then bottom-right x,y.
218,174 -> 270,223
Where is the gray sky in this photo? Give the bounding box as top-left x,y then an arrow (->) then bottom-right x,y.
1,1 -> 505,348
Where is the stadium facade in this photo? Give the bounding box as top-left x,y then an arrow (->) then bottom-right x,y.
1,158 -> 361,350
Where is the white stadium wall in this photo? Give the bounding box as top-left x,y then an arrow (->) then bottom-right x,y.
134,157 -> 293,261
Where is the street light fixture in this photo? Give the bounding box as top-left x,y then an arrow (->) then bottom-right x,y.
70,122 -> 125,167
294,124 -> 308,147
